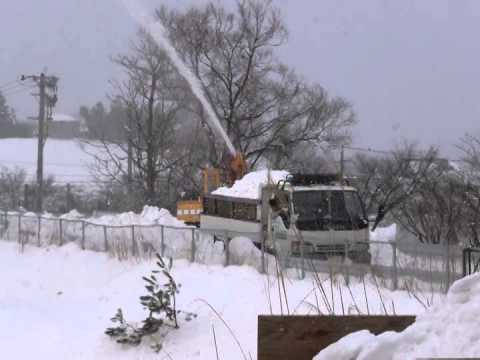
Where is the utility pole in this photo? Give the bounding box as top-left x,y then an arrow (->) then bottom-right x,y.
340,144 -> 345,181
37,73 -> 46,213
21,73 -> 58,212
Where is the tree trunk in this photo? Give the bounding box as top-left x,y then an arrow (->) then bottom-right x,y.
146,76 -> 158,205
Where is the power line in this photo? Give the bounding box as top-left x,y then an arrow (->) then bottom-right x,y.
1,84 -> 36,98
344,145 -> 392,155
1,82 -> 25,94
0,159 -> 89,168
343,145 -> 465,162
0,79 -> 22,91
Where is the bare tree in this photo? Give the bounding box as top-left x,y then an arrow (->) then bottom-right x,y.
86,29 -> 194,207
351,144 -> 438,230
394,164 -> 467,244
0,167 -> 26,209
157,0 -> 354,169
455,134 -> 480,246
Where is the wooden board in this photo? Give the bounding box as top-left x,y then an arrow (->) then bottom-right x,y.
258,315 -> 416,360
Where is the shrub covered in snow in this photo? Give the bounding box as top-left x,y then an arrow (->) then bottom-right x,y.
106,254 -> 196,352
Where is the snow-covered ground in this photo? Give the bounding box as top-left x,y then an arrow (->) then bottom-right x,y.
315,272 -> 480,359
0,240 -> 428,360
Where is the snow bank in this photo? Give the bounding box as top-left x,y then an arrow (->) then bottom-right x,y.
228,237 -> 277,273
369,224 -> 397,266
212,169 -> 289,199
370,223 -> 396,242
314,272 -> 480,359
1,206 -> 197,258
86,205 -> 187,227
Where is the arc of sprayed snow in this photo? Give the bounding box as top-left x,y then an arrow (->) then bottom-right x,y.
121,0 -> 237,156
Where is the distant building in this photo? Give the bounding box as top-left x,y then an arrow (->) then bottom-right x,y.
47,113 -> 80,139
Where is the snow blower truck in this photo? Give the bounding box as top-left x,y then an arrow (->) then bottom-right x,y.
175,104 -> 370,263
200,172 -> 372,264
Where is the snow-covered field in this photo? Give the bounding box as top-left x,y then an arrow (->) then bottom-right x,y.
0,138 -> 93,184
0,240 -> 428,360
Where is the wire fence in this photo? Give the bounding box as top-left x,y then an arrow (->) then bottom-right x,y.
0,209 -> 464,293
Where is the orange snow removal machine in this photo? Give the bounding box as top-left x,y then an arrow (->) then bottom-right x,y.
176,153 -> 247,225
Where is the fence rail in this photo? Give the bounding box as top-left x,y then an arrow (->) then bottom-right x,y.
0,209 -> 464,293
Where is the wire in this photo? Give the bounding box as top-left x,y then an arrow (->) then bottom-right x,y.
1,83 -> 24,94
1,82 -> 36,98
343,145 -> 465,162
344,145 -> 391,155
0,79 -> 22,91
0,159 -> 89,168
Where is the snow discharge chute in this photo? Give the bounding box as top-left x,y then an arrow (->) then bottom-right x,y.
120,0 -> 237,157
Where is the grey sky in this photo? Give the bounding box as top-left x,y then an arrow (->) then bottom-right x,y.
1,0 -> 479,155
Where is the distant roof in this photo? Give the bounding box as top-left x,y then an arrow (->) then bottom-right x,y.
51,113 -> 77,122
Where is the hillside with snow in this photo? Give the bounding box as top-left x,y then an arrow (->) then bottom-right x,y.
0,138 -> 93,184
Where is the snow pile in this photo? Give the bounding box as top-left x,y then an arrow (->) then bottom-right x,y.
87,206 -> 187,227
60,209 -> 84,220
315,273 -> 480,360
2,206 -> 201,259
370,223 -> 396,242
369,224 -> 397,266
140,206 -> 186,227
212,170 -> 290,199
228,237 -> 277,273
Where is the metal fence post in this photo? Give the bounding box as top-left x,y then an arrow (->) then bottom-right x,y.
81,221 -> 86,250
225,231 -> 230,266
261,232 -> 265,274
18,213 -> 22,244
131,225 -> 136,256
3,209 -> 7,232
300,231 -> 305,280
37,215 -> 41,247
392,242 -> 398,290
445,240 -> 451,293
5,210 -> 9,239
191,228 -> 196,262
161,225 -> 165,257
59,219 -> 63,246
103,225 -> 108,252
344,240 -> 350,286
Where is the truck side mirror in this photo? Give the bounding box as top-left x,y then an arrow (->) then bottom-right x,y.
371,205 -> 385,231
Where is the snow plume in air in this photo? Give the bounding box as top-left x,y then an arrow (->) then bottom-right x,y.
121,0 -> 237,156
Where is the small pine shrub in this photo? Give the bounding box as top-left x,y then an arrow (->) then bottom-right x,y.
105,254 -> 196,352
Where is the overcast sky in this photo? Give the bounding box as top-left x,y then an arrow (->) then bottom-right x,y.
1,0 -> 479,155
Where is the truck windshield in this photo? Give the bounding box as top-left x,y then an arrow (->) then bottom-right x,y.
292,191 -> 330,231
293,190 -> 367,231
344,191 -> 367,223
